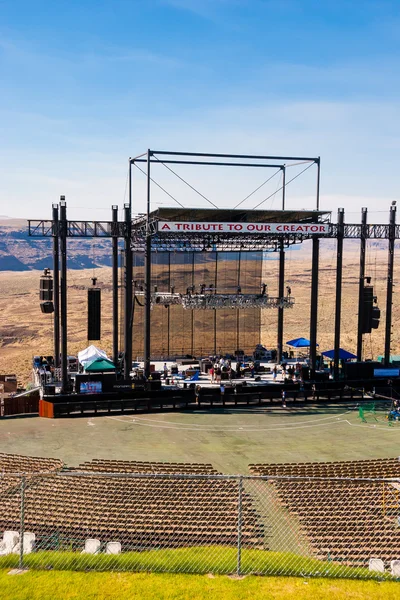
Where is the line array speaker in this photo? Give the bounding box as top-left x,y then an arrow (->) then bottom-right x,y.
39,269 -> 53,301
88,288 -> 101,340
40,301 -> 54,314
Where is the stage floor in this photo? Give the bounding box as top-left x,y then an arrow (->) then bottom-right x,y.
145,360 -> 296,389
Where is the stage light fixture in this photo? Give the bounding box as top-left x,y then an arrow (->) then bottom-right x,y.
134,290 -> 294,310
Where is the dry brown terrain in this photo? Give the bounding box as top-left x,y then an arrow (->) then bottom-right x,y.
0,239 -> 399,386
0,268 -> 114,386
261,240 -> 394,356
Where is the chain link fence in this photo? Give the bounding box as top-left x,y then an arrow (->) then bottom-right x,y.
0,471 -> 400,579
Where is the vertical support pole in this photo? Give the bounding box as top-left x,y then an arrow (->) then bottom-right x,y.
236,251 -> 241,351
167,252 -> 171,357
144,149 -> 152,378
316,157 -> 321,210
309,157 -> 321,374
59,198 -> 68,392
277,242 -> 285,363
123,199 -> 132,380
236,476 -> 243,576
19,475 -> 26,570
214,252 -> 218,355
334,209 -> 345,380
357,208 -> 368,361
120,249 -> 124,356
277,166 -> 286,363
52,204 -> 60,368
309,236 -> 320,376
112,205 -> 119,366
191,252 -> 195,356
384,204 -> 396,366
309,156 -> 321,371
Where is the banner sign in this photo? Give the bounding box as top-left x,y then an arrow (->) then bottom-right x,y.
373,369 -> 400,378
157,221 -> 330,234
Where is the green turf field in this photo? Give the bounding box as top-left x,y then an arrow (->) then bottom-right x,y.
0,571 -> 399,600
0,405 -> 399,471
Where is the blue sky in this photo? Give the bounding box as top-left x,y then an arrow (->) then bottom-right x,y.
0,0 -> 400,221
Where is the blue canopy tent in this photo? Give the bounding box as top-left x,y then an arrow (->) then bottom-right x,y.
321,348 -> 356,361
286,337 -> 318,348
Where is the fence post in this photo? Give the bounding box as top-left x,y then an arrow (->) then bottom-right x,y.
19,475 -> 26,570
236,476 -> 243,576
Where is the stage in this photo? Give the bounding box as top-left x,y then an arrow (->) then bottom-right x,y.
26,149 -> 400,415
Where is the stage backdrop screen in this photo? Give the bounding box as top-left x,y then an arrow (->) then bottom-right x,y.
131,251 -> 262,359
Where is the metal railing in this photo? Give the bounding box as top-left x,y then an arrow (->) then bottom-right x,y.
0,471 -> 399,579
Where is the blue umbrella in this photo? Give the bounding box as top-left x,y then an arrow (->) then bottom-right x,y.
322,348 -> 356,361
286,337 -> 318,348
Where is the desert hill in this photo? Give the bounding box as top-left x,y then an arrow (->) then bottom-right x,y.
0,219 -> 116,271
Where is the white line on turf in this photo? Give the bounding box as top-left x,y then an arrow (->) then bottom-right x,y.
343,420 -> 400,432
107,415 -> 358,433
107,411 -> 351,429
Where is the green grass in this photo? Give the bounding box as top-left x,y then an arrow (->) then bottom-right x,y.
1,406 -> 399,475
0,548 -> 396,581
0,570 -> 399,600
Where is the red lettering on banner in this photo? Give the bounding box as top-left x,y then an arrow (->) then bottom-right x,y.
158,221 -> 328,234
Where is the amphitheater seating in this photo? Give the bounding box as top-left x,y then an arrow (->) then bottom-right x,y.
0,453 -> 64,499
106,542 -> 121,554
391,559 -> 400,576
249,457 -> 400,478
369,558 -> 385,573
12,532 -> 35,555
0,453 -> 63,474
73,459 -> 220,475
0,531 -> 19,555
82,539 -> 101,554
0,457 -> 265,552
249,458 -> 400,568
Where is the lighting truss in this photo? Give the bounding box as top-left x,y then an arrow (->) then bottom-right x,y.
151,293 -> 182,306
135,292 -> 295,309
181,294 -> 294,310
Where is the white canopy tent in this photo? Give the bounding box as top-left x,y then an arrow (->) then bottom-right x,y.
78,345 -> 109,366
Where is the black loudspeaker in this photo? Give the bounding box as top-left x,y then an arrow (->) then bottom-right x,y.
40,301 -> 54,314
361,286 -> 374,333
88,288 -> 101,340
371,306 -> 381,330
39,270 -> 53,301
